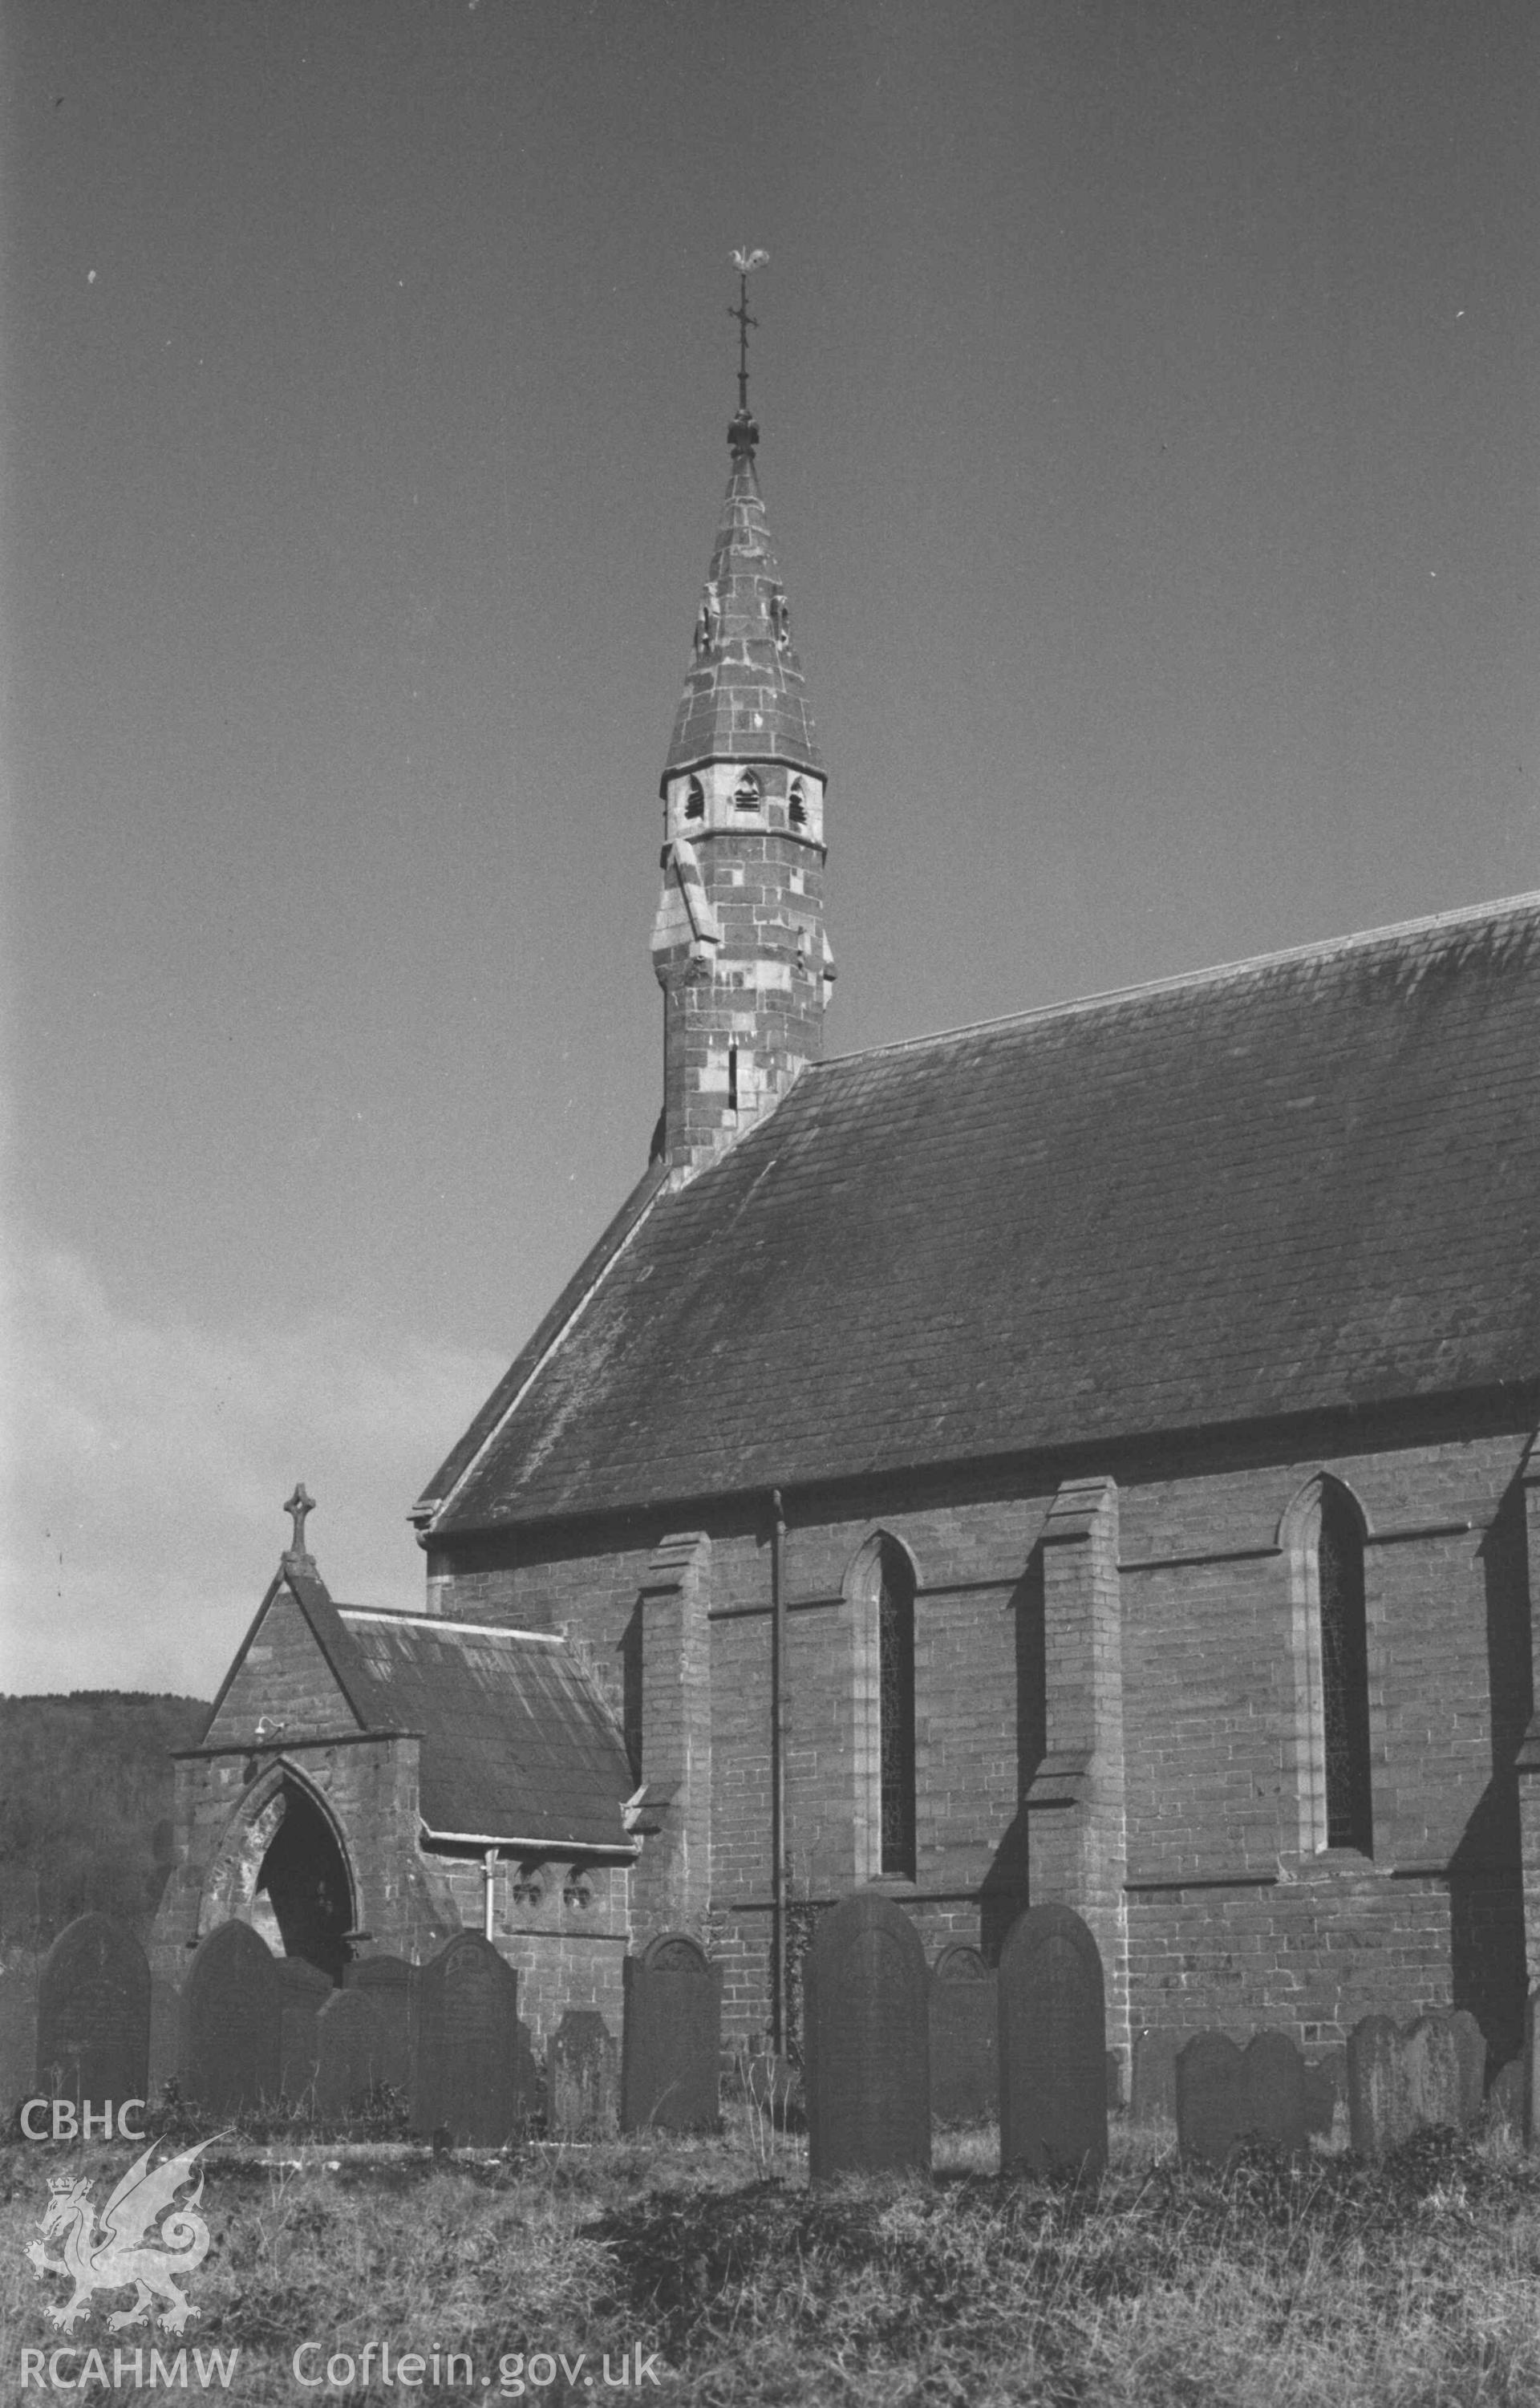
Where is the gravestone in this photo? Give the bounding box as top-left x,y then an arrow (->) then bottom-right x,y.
181,1920 -> 282,2114
1526,1989 -> 1540,2147
548,2009 -> 619,2140
345,1956 -> 415,2094
1487,2057 -> 1525,2137
276,1957 -> 330,2103
621,1933 -> 722,2134
804,1890 -> 930,2181
1403,2013 -> 1463,2131
997,1903 -> 1107,2179
1303,2059 -> 1336,2138
1176,2032 -> 1244,2164
1131,2028 -> 1181,2124
1107,2051 -> 1123,2112
929,1945 -> 997,2125
1347,2013 -> 1412,2158
1241,2030 -> 1307,2153
35,1914 -> 149,2110
315,1988 -> 388,2118
1449,2010 -> 1486,2126
412,1933 -> 522,2147
0,1955 -> 41,2119
148,1976 -> 180,2103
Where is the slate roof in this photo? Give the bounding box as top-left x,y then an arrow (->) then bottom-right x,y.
661,444 -> 823,783
334,1610 -> 637,1851
203,1563 -> 635,1851
421,892 -> 1540,1535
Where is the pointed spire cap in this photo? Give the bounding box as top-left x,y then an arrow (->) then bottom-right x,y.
662,444 -> 824,790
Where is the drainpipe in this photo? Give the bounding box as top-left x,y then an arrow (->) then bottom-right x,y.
482,1848 -> 498,1941
770,1488 -> 788,2054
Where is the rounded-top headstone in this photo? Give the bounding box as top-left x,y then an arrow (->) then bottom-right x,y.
622,1932 -> 721,2134
934,1944 -> 989,1983
345,1955 -> 416,2093
349,1953 -> 415,1988
1175,2032 -> 1244,2164
1347,2013 -> 1411,2159
549,2007 -> 619,2139
314,1987 -> 388,2118
642,1933 -> 709,1973
929,1944 -> 998,2126
1403,2013 -> 1463,2132
804,1889 -> 930,2182
1241,2030 -> 1307,2154
182,1919 -> 282,2114
36,1913 -> 150,2109
997,1903 -> 1108,2179
412,1932 -> 521,2148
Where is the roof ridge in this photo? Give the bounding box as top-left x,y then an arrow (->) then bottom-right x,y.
339,1607 -> 564,1644
814,887 -> 1540,1070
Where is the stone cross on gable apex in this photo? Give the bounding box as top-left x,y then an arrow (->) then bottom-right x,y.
282,1482 -> 316,1562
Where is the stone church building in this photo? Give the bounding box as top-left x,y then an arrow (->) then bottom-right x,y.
155,389 -> 1540,2088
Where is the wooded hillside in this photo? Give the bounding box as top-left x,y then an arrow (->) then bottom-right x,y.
0,1692 -> 210,1943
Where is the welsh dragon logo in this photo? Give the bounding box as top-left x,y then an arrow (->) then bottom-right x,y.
26,2139 -> 213,2335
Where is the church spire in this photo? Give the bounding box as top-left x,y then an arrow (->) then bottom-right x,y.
650,260 -> 833,1183
663,253 -> 822,790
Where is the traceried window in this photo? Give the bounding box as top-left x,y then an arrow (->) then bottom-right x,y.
877,1541 -> 917,1878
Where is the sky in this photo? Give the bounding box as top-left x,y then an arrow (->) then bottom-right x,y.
2,0 -> 1536,1697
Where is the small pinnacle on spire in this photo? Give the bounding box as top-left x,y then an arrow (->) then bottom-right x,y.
727,248 -> 768,459
282,1482 -> 315,1563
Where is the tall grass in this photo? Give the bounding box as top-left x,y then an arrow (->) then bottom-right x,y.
6,2121 -> 1540,2406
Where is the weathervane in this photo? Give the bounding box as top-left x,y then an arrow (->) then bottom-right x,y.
727,248 -> 768,456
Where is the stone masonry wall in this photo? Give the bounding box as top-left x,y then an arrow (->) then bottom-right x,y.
424,1857 -> 630,2046
204,1586 -> 356,1747
654,824 -> 829,1179
429,1409 -> 1535,2067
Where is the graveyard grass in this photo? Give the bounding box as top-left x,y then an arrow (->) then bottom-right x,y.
8,2110 -> 1540,2405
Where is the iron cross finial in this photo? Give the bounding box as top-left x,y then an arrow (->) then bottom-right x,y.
727,249 -> 768,452
283,1482 -> 315,1559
